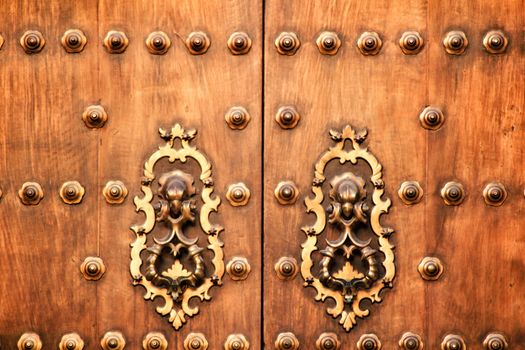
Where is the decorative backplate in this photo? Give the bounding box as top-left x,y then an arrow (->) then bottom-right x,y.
301,125 -> 394,332
130,123 -> 224,330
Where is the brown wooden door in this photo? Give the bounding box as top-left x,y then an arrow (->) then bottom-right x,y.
1,1 -> 524,349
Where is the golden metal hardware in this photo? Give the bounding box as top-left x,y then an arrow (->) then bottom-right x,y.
61,29 -> 87,53
142,332 -> 168,350
130,123 -> 224,330
18,182 -> 44,205
59,333 -> 84,350
275,332 -> 300,350
441,181 -> 465,206
399,332 -> 423,350
275,32 -> 300,56
226,257 -> 251,281
145,31 -> 171,55
104,30 -> 129,54
100,331 -> 126,350
418,256 -> 443,281
398,181 -> 423,205
357,334 -> 382,350
184,333 -> 208,350
483,30 -> 508,54
226,182 -> 251,206
483,182 -> 507,206
441,334 -> 466,350
275,106 -> 300,129
82,105 -> 108,129
357,32 -> 382,55
316,332 -> 340,350
419,106 -> 445,130
0,34 -> 4,50
80,256 -> 106,281
186,32 -> 211,55
274,181 -> 299,205
399,31 -> 424,55
302,125 -> 394,332
225,106 -> 251,130
17,332 -> 42,350
483,333 -> 508,350
316,31 -> 341,55
224,334 -> 250,350
20,30 -> 45,54
274,256 -> 298,280
228,32 -> 252,55
443,31 -> 468,55
103,180 -> 128,204
59,181 -> 85,204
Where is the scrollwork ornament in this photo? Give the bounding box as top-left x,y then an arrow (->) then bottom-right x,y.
302,125 -> 394,332
130,123 -> 224,330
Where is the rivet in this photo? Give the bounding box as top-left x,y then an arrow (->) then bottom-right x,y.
483,30 -> 508,54
483,182 -> 507,206
316,333 -> 340,350
186,31 -> 211,55
100,332 -> 125,350
61,29 -> 87,53
82,105 -> 108,129
103,30 -> 129,54
441,335 -> 466,350
357,32 -> 382,55
274,256 -> 298,280
483,333 -> 508,350
224,334 -> 249,350
275,32 -> 300,55
275,333 -> 299,350
443,31 -> 468,55
17,333 -> 42,350
59,333 -> 84,350
398,181 -> 423,205
18,182 -> 44,205
20,30 -> 45,54
80,256 -> 106,281
399,31 -> 424,55
440,181 -> 465,206
274,181 -> 299,205
145,31 -> 171,55
226,257 -> 251,281
225,106 -> 251,130
419,106 -> 445,130
316,31 -> 341,55
183,333 -> 208,350
275,106 -> 300,129
228,32 -> 252,55
103,180 -> 128,204
418,256 -> 443,281
357,334 -> 381,350
399,332 -> 423,350
142,332 -> 168,350
59,181 -> 85,204
226,182 -> 251,206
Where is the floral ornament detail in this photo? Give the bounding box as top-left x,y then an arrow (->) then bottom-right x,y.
130,123 -> 224,330
301,125 -> 394,331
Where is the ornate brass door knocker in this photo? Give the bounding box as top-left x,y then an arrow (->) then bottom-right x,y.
302,125 -> 394,331
131,123 -> 224,330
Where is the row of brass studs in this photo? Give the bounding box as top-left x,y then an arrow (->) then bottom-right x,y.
184,332 -> 250,350
274,331 -> 508,350
2,180 -> 128,205
275,30 -> 509,56
398,181 -> 511,206
6,30 -> 252,55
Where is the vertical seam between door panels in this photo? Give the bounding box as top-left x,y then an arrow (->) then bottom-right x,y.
261,0 -> 266,348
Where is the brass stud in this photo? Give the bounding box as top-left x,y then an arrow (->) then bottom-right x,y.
59,333 -> 84,350
224,334 -> 249,350
483,182 -> 507,206
483,30 -> 508,54
59,181 -> 85,205
226,182 -> 251,206
399,31 -> 424,55
275,106 -> 300,129
0,34 -> 4,50
20,30 -> 45,54
184,333 -> 208,350
274,256 -> 298,280
357,32 -> 382,56
399,332 -> 423,350
82,105 -> 108,129
316,31 -> 341,55
226,256 -> 251,281
186,31 -> 211,55
443,31 -> 468,55
80,256 -> 106,281
228,32 -> 252,55
316,332 -> 340,350
275,332 -> 300,350
483,333 -> 508,350
100,331 -> 125,350
441,181 -> 465,206
17,333 -> 42,350
143,332 -> 168,350
441,334 -> 466,350
419,106 -> 445,130
103,30 -> 129,54
274,181 -> 299,205
418,256 -> 443,281
145,31 -> 171,55
225,106 -> 251,130
103,180 -> 128,204
0,187 -> 3,200
61,29 -> 87,53
275,32 -> 300,56
357,334 -> 382,350
398,181 -> 423,205
18,182 -> 44,205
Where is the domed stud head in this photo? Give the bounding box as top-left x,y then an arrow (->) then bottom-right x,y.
357,334 -> 382,350
274,256 -> 298,280
275,32 -> 300,56
0,34 -> 4,50
418,256 -> 444,281
399,31 -> 424,55
59,333 -> 84,350
483,182 -> 507,206
186,31 -> 211,55
61,29 -> 87,53
275,106 -> 300,129
17,333 -> 42,350
443,31 -> 468,55
80,256 -> 106,281
226,182 -> 251,206
419,106 -> 445,130
103,180 -> 128,204
225,106 -> 251,130
82,105 -> 108,129
441,334 -> 466,350
224,334 -> 249,350
357,32 -> 382,56
226,256 -> 251,281
18,182 -> 44,205
145,31 -> 171,55
440,181 -> 466,206
398,181 -> 423,205
142,332 -> 168,350
103,30 -> 129,54
59,181 -> 85,205
228,32 -> 252,55
399,332 -> 423,350
184,333 -> 208,350
316,332 -> 340,350
316,31 -> 342,55
483,333 -> 508,350
274,181 -> 299,205
100,331 -> 125,350
483,30 -> 508,54
20,30 -> 46,54
275,332 -> 300,350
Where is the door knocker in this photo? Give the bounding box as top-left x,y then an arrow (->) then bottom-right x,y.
301,125 -> 394,331
130,123 -> 224,330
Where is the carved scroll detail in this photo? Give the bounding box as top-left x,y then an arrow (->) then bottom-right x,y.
301,125 -> 394,332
